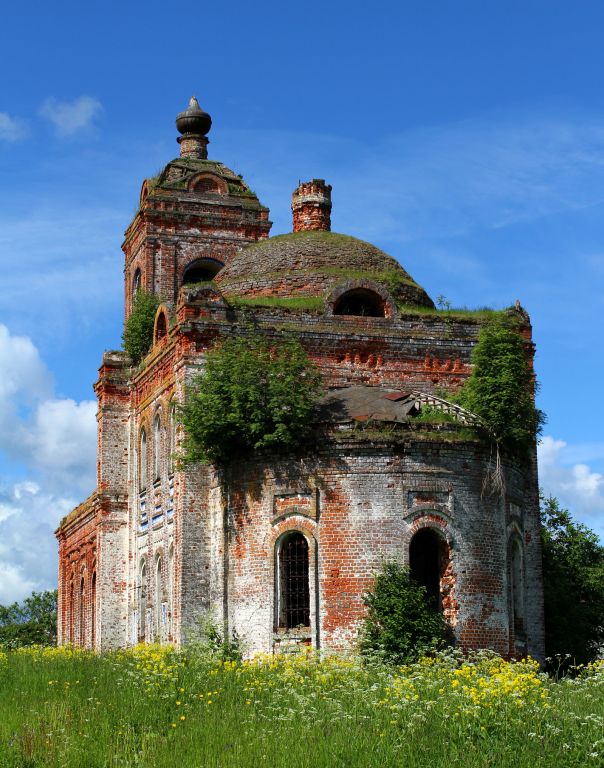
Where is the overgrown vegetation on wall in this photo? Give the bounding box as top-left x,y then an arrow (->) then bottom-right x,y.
359,561 -> 448,664
179,329 -> 322,464
122,290 -> 160,363
456,314 -> 545,453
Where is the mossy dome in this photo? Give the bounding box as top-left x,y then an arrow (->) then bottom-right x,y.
215,231 -> 434,310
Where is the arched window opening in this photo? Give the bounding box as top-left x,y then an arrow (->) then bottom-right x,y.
153,414 -> 161,481
155,556 -> 163,641
79,576 -> 86,647
409,528 -> 446,610
139,561 -> 147,641
155,311 -> 167,343
91,572 -> 97,648
168,403 -> 176,474
139,429 -> 147,491
277,532 -> 310,630
182,258 -> 223,285
168,543 -> 174,639
69,580 -> 75,644
132,268 -> 141,297
333,288 -> 386,317
510,539 -> 525,635
194,177 -> 220,194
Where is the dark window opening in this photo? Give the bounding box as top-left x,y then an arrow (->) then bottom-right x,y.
182,259 -> 223,285
410,528 -> 443,609
79,577 -> 86,647
91,572 -> 96,648
510,540 -> 525,635
278,532 -> 310,629
132,268 -> 141,296
155,312 -> 167,342
333,288 -> 385,317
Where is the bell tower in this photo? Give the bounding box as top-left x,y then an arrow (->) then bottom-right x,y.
122,97 -> 271,320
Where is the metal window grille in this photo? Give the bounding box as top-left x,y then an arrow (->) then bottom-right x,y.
279,533 -> 310,629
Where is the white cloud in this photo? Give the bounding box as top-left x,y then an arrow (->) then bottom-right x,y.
538,435 -> 604,538
0,325 -> 96,602
0,482 -> 75,604
0,112 -> 24,142
39,96 -> 103,137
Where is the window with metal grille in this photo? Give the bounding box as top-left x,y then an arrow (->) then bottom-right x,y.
278,532 -> 310,629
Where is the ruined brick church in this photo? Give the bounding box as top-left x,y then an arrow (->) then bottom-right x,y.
56,97 -> 544,659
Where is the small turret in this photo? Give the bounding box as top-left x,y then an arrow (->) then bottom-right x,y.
292,179 -> 332,232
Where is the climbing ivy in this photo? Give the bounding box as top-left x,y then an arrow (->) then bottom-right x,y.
456,314 -> 545,453
179,329 -> 323,465
122,290 -> 160,364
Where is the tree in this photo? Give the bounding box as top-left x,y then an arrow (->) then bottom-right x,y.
122,289 -> 160,363
457,314 -> 545,453
0,590 -> 58,648
541,496 -> 604,667
359,561 -> 449,664
179,329 -> 323,465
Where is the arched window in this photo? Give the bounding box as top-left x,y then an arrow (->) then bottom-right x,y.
69,579 -> 75,644
333,288 -> 386,317
79,575 -> 86,647
510,538 -> 525,635
168,402 -> 176,474
139,429 -> 147,491
91,571 -> 96,648
277,532 -> 310,630
139,560 -> 147,641
155,556 -> 163,640
182,258 -> 223,285
155,311 -> 167,343
409,528 -> 446,610
153,414 -> 161,481
168,542 -> 174,639
194,177 -> 220,194
132,268 -> 141,297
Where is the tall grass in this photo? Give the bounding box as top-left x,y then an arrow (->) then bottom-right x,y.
1,645 -> 603,767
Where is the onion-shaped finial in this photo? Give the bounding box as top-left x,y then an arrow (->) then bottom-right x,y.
176,96 -> 212,136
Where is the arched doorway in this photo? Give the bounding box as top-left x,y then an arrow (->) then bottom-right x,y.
409,528 -> 446,610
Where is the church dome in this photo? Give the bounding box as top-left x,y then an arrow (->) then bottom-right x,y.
215,230 -> 434,310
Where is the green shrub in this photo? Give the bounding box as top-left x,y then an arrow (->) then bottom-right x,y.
456,314 -> 545,452
122,290 -> 160,363
0,590 -> 57,649
179,329 -> 322,464
359,561 -> 449,664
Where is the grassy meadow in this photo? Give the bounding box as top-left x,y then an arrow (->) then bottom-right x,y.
1,645 -> 603,767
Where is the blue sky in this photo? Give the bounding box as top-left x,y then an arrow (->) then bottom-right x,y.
0,1 -> 603,601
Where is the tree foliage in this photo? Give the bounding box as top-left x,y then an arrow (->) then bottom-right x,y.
122,289 -> 160,363
359,561 -> 449,664
541,495 -> 604,667
457,314 -> 545,452
179,329 -> 323,465
0,590 -> 57,648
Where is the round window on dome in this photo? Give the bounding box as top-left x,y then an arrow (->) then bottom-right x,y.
333,288 -> 386,318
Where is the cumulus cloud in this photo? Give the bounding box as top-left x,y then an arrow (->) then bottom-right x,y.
538,435 -> 604,537
0,325 -> 96,602
39,96 -> 103,137
0,482 -> 75,604
0,112 -> 24,142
